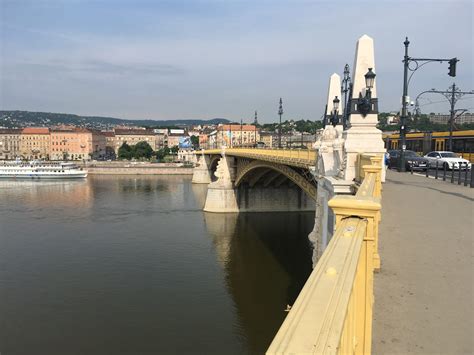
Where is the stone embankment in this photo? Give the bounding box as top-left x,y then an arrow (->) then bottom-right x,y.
80,161 -> 193,175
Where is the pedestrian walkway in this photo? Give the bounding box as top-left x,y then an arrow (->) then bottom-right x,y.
373,170 -> 473,354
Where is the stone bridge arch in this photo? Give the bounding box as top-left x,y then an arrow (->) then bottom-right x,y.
208,155 -> 221,180
234,160 -> 317,201
209,155 -> 221,171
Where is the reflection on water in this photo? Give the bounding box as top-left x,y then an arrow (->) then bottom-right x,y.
0,176 -> 313,354
0,179 -> 93,209
204,212 -> 314,352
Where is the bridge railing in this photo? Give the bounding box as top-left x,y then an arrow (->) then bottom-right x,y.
201,147 -> 318,168
267,154 -> 382,355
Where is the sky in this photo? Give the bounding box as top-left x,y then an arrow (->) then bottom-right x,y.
1,0 -> 473,123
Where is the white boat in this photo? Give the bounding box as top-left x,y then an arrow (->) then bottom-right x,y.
0,161 -> 88,179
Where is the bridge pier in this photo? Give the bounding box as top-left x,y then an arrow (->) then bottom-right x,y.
192,154 -> 212,184
204,155 -> 239,212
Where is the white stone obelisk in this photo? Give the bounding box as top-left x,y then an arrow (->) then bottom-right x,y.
343,35 -> 385,181
315,73 -> 343,176
325,73 -> 343,125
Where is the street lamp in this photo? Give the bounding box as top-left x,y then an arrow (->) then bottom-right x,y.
341,64 -> 352,129
253,110 -> 258,147
398,37 -> 459,171
331,96 -> 340,126
278,98 -> 283,148
240,118 -> 243,147
357,68 -> 376,116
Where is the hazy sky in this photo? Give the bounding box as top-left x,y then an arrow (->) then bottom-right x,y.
1,0 -> 472,123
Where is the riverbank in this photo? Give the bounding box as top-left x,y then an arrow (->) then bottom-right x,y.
81,161 -> 193,175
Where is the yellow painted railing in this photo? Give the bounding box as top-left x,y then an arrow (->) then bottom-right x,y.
356,154 -> 383,183
267,154 -> 382,354
201,148 -> 317,168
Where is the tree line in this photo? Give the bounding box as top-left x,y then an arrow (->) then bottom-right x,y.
377,112 -> 474,132
118,141 -> 179,161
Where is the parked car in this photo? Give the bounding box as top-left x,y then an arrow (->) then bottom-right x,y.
424,151 -> 472,170
387,150 -> 429,171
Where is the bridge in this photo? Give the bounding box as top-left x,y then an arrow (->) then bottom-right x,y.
188,34 -> 390,353
192,148 -> 319,211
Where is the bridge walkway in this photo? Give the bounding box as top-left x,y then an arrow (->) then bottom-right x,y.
373,170 -> 473,354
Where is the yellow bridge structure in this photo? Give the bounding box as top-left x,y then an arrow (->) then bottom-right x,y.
266,154 -> 382,354
197,147 -> 383,353
201,148 -> 318,169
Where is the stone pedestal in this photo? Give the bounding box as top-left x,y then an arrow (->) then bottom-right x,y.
308,175 -> 353,267
343,127 -> 386,182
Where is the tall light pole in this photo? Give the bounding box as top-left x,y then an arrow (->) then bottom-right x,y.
341,64 -> 352,130
400,37 -> 410,172
240,118 -> 243,147
253,110 -> 258,146
398,37 -> 459,171
278,98 -> 283,148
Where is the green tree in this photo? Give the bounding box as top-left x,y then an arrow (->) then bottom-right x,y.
132,141 -> 153,159
155,147 -> 171,161
190,135 -> 199,148
118,142 -> 132,160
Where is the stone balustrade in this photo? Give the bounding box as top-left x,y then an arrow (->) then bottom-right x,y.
267,154 -> 382,354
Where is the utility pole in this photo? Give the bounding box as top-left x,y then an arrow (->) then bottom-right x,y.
278,98 -> 283,148
415,85 -> 473,151
448,83 -> 456,151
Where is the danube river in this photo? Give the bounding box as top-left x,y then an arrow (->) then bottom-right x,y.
0,175 -> 314,354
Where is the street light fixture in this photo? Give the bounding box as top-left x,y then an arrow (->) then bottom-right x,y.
240,118 -> 243,147
278,98 -> 284,148
331,96 -> 340,126
341,64 -> 352,129
365,68 -> 376,89
253,110 -> 258,147
356,68 -> 377,116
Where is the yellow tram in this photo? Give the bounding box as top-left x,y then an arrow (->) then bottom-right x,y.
383,130 -> 474,162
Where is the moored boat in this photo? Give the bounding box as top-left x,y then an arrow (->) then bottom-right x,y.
0,160 -> 87,179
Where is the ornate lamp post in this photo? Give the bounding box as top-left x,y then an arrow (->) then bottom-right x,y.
341,64 -> 352,129
240,118 -> 243,147
278,98 -> 283,148
253,110 -> 258,146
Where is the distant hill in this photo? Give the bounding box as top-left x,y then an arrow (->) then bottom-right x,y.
0,110 -> 230,129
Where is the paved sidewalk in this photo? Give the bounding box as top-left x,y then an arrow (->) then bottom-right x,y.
373,171 -> 473,354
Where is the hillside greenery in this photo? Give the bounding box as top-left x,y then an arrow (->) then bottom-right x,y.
0,110 -> 230,129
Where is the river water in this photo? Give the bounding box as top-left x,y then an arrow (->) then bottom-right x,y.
0,175 -> 314,354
